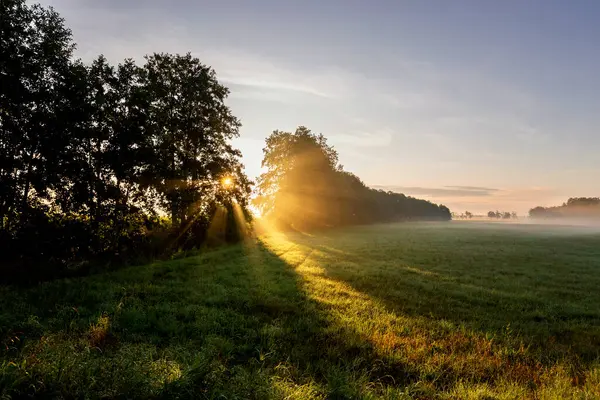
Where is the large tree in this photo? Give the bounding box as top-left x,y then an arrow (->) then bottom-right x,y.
1,0 -> 253,280
0,0 -> 76,229
142,53 -> 250,228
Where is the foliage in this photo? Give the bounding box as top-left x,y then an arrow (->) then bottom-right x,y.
454,211 -> 475,219
1,222 -> 600,398
0,0 -> 251,282
487,210 -> 518,219
255,126 -> 451,229
142,52 -> 250,227
530,197 -> 600,219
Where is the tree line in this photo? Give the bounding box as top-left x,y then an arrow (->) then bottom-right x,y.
254,127 -> 451,230
452,211 -> 474,219
451,211 -> 517,219
1,1 -> 251,281
529,198 -> 600,219
487,211 -> 518,219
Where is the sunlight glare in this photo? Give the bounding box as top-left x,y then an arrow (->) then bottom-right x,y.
221,176 -> 233,189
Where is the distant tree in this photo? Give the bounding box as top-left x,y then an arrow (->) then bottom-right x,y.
529,206 -> 549,218
511,211 -> 518,219
567,197 -> 600,207
465,211 -> 473,219
487,211 -> 496,219
502,211 -> 511,219
529,197 -> 600,220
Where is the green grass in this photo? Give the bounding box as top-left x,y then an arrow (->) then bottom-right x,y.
1,222 -> 600,399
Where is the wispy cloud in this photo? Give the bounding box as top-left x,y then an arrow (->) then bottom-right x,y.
330,128 -> 395,148
372,185 -> 499,198
445,185 -> 499,192
213,51 -> 349,99
37,0 -> 358,101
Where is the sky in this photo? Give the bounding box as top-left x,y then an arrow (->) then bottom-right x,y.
37,0 -> 600,214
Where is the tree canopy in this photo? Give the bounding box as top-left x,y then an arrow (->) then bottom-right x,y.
255,127 -> 451,230
1,0 -> 251,281
529,198 -> 600,219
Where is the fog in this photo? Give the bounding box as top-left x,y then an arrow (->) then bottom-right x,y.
452,218 -> 600,236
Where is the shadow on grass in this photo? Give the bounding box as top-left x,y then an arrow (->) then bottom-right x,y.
2,226 -> 600,398
0,236 -> 422,399
243,233 -> 425,398
271,227 -> 600,392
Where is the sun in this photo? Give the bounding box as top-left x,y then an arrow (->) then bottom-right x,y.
221,176 -> 233,189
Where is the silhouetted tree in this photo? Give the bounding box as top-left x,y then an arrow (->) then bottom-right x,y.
141,53 -> 250,228
1,0 -> 75,229
0,0 -> 252,281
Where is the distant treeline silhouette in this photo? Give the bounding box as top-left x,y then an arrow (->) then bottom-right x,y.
487,211 -> 518,219
451,211 -> 517,219
1,1 -> 251,282
529,198 -> 600,219
254,127 -> 451,230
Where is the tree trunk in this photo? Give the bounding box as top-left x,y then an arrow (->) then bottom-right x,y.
94,139 -> 102,224
170,143 -> 178,226
0,200 -> 5,231
19,155 -> 33,224
171,197 -> 178,227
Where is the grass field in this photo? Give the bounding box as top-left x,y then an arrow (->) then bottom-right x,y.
1,222 -> 600,399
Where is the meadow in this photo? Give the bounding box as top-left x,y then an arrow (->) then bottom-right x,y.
1,222 -> 600,399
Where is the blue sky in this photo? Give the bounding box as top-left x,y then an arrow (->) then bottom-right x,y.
39,0 -> 600,214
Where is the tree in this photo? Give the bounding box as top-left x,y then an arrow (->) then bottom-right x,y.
1,0 -> 254,281
0,0 -> 76,229
255,126 -> 451,229
487,211 -> 496,219
255,126 -> 340,227
529,206 -> 547,218
465,211 -> 473,219
567,197 -> 600,207
141,53 -> 250,228
528,198 -> 600,219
